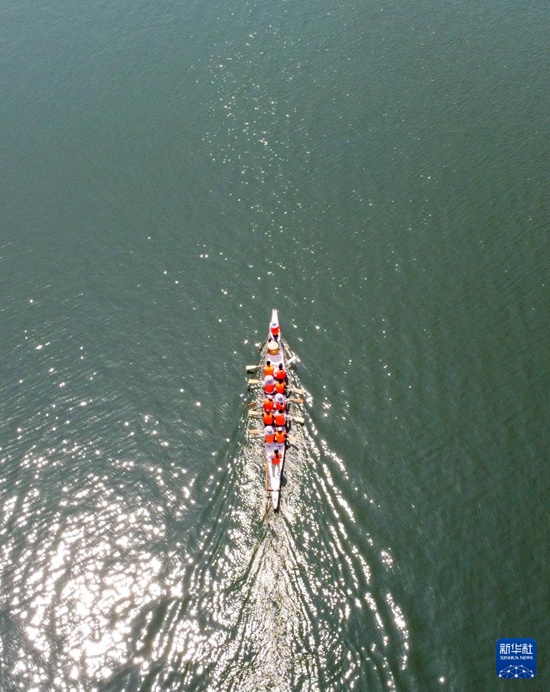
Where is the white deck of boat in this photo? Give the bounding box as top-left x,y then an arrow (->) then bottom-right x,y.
266,443 -> 285,486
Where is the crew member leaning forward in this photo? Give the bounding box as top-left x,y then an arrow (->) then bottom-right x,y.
264,425 -> 275,443
264,375 -> 276,395
274,392 -> 286,411
275,363 -> 287,383
275,427 -> 286,444
274,410 -> 286,428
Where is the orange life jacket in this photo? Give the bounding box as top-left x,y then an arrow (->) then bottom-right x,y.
275,430 -> 286,444
264,364 -> 275,377
265,431 -> 275,443
263,412 -> 274,425
275,400 -> 286,411
263,398 -> 274,412
270,324 -> 280,337
274,411 -> 286,427
275,381 -> 286,394
264,381 -> 276,394
275,368 -> 286,382
271,452 -> 281,465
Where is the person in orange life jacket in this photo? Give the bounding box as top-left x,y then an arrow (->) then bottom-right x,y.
264,374 -> 276,395
264,360 -> 275,377
264,425 -> 275,443
275,379 -> 286,395
274,409 -> 286,427
263,410 -> 274,426
271,448 -> 281,465
274,392 -> 286,411
270,321 -> 280,341
275,427 -> 286,444
275,363 -> 287,383
263,395 -> 274,412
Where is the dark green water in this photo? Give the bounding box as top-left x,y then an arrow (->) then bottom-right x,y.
1,0 -> 548,690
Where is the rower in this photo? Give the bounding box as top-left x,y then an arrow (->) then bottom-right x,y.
271,449 -> 281,465
274,409 -> 286,428
274,392 -> 286,411
264,360 -> 275,377
264,425 -> 275,443
275,427 -> 286,444
270,320 -> 280,341
275,363 -> 287,383
263,410 -> 274,426
264,374 -> 276,395
275,379 -> 286,395
263,395 -> 275,412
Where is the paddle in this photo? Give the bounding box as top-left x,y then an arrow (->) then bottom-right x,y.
245,364 -> 258,374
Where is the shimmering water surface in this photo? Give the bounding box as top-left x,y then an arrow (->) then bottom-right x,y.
1,0 -> 548,690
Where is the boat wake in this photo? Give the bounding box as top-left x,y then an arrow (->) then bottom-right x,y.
157,377 -> 411,691
0,366 -> 411,692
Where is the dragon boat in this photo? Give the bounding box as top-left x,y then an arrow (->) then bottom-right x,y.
246,310 -> 302,512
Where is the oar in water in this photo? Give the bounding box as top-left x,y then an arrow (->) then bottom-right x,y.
245,364 -> 258,374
